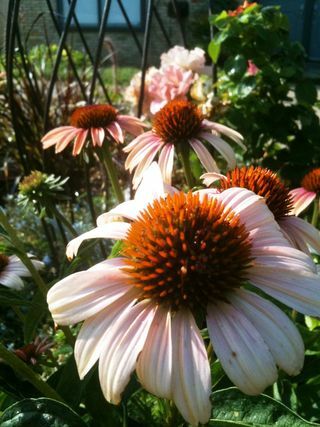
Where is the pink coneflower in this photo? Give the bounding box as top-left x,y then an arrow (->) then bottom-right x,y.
42,104 -> 146,155
47,164 -> 320,426
290,168 -> 320,216
202,166 -> 320,255
124,99 -> 245,188
0,254 -> 43,290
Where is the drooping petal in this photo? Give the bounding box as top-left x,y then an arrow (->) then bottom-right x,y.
279,215 -> 320,255
290,188 -> 316,216
123,131 -> 156,153
47,258 -> 131,325
91,127 -> 105,147
98,300 -> 156,404
171,309 -> 211,426
158,143 -> 175,185
54,129 -> 82,153
107,121 -> 124,143
134,162 -> 166,202
66,222 -> 130,259
230,289 -> 304,376
0,272 -> 24,290
125,136 -> 162,172
201,172 -> 226,187
202,120 -> 246,151
136,305 -> 172,399
132,143 -> 163,189
97,200 -> 144,224
117,115 -> 147,136
72,130 -> 88,155
189,138 -> 220,173
7,255 -> 31,276
249,267 -> 320,316
41,126 -> 76,148
207,301 -> 278,395
200,131 -> 236,169
75,288 -> 138,378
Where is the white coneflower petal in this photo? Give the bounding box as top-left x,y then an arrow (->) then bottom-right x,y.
47,258 -> 131,324
278,215 -> 320,254
172,309 -> 211,426
75,289 -> 138,379
207,301 -> 278,395
136,305 -> 173,399
290,188 -> 317,216
158,143 -> 174,184
98,300 -> 155,404
189,138 -> 219,173
230,289 -> 304,376
66,222 -> 130,259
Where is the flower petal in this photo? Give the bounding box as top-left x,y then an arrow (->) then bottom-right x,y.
249,267 -> 320,316
290,188 -> 316,216
66,222 -> 130,259
207,301 -> 278,395
91,127 -> 105,147
98,300 -> 156,404
75,289 -> 138,378
135,162 -> 166,203
279,215 -> 320,255
54,129 -> 82,153
158,143 -> 175,185
72,130 -> 88,155
136,305 -> 172,399
200,131 -> 236,169
201,172 -> 226,187
47,258 -> 131,325
203,120 -> 246,151
230,289 -> 304,375
0,272 -> 24,289
189,138 -> 220,173
172,309 -> 211,426
107,121 -> 124,143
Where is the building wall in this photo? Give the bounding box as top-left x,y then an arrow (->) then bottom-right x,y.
16,0 -> 208,67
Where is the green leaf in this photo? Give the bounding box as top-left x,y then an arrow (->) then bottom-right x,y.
210,387 -> 319,426
305,316 -> 320,332
108,240 -> 123,259
0,398 -> 87,426
23,290 -> 47,343
208,40 -> 221,64
0,288 -> 33,307
296,81 -> 318,106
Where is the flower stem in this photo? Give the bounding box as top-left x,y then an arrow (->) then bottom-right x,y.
311,197 -> 319,227
49,203 -> 78,238
99,146 -> 124,203
0,343 -> 65,402
179,144 -> 195,188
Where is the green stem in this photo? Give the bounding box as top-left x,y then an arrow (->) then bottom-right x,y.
49,204 -> 78,238
0,343 -> 65,402
12,306 -> 25,322
179,145 -> 195,188
99,145 -> 124,203
311,197 -> 319,227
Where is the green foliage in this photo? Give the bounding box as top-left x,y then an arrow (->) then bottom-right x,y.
0,398 -> 87,427
210,387 -> 320,426
208,3 -> 320,184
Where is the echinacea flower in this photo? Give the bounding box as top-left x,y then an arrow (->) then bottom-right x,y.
47,164 -> 320,426
202,166 -> 320,255
124,99 -> 245,188
160,46 -> 206,73
0,254 -> 43,290
290,168 -> 320,216
41,104 -> 146,155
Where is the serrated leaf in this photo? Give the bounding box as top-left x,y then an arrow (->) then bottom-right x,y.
210,387 -> 319,426
0,398 -> 87,426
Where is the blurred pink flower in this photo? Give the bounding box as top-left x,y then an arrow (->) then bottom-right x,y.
247,60 -> 260,76
149,65 -> 194,114
42,104 -> 146,155
290,168 -> 320,216
160,45 -> 206,73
